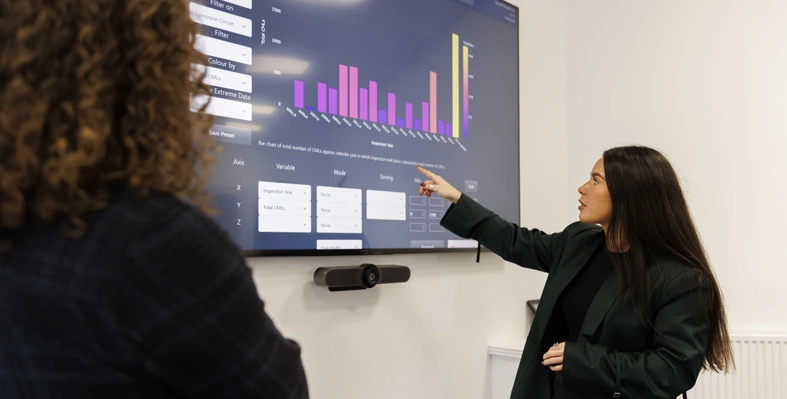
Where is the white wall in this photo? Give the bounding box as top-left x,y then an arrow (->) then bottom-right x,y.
565,0 -> 787,333
247,1 -> 569,398
251,1 -> 787,397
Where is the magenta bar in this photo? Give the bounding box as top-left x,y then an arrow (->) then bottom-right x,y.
317,82 -> 327,113
328,88 -> 338,114
350,66 -> 358,118
339,65 -> 348,116
430,72 -> 437,133
294,80 -> 304,108
422,102 -> 430,133
415,118 -> 421,131
370,81 -> 378,122
360,88 -> 368,120
405,103 -> 413,129
387,93 -> 395,125
438,120 -> 445,135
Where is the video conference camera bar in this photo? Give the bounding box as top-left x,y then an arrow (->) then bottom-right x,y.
313,264 -> 411,291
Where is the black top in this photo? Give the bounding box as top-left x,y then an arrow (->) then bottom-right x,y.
550,246 -> 616,399
558,245 -> 616,342
0,190 -> 308,398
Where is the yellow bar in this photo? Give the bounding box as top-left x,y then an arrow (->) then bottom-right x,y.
452,34 -> 460,138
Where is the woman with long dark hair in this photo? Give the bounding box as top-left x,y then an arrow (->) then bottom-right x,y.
418,146 -> 733,399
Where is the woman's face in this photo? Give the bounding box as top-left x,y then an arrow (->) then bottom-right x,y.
577,157 -> 613,230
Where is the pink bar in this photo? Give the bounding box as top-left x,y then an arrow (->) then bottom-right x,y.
349,67 -> 358,118
294,80 -> 304,108
360,88 -> 368,120
339,65 -> 348,117
387,93 -> 395,125
329,88 -> 338,114
317,82 -> 327,113
430,72 -> 437,133
405,103 -> 413,129
369,81 -> 378,122
422,102 -> 429,132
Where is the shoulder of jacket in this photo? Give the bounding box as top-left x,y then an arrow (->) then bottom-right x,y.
646,256 -> 704,293
645,257 -> 708,313
563,221 -> 604,239
109,189 -> 235,253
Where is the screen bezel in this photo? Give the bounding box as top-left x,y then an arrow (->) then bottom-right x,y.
244,0 -> 520,257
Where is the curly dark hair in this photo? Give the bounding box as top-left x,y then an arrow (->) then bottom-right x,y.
0,0 -> 218,249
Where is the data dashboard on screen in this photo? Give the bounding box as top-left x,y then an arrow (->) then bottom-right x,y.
190,0 -> 520,255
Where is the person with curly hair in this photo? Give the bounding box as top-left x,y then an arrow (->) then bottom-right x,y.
0,0 -> 308,397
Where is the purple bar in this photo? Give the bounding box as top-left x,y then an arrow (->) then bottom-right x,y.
446,123 -> 452,136
317,82 -> 327,113
370,81 -> 378,122
438,120 -> 445,135
387,93 -> 395,125
339,65 -> 348,116
405,103 -> 413,129
329,88 -> 338,115
350,66 -> 358,118
379,110 -> 387,124
294,80 -> 304,108
422,102 -> 429,133
397,118 -> 404,127
360,88 -> 368,120
415,118 -> 421,131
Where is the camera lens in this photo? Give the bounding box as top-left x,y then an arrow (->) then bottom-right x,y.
361,264 -> 379,288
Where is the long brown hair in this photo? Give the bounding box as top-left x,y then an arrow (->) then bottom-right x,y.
0,0 -> 217,249
603,146 -> 734,373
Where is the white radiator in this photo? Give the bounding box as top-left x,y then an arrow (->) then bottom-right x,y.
688,334 -> 787,399
489,334 -> 787,399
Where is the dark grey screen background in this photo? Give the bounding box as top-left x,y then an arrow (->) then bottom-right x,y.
196,0 -> 520,253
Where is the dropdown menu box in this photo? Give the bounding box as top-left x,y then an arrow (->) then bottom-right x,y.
258,216 -> 311,233
317,186 -> 362,203
367,204 -> 406,221
189,3 -> 253,37
317,202 -> 362,218
195,65 -> 252,93
258,198 -> 311,217
316,217 -> 362,234
366,190 -> 406,221
195,34 -> 252,65
192,95 -> 252,121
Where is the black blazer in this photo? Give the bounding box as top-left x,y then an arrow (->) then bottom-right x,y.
441,196 -> 709,399
0,191 -> 308,398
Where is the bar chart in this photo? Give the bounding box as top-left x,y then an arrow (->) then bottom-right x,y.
291,33 -> 471,139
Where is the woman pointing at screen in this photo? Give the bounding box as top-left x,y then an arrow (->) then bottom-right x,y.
417,146 -> 733,399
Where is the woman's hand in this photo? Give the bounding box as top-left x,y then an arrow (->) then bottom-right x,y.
542,342 -> 565,372
417,166 -> 462,204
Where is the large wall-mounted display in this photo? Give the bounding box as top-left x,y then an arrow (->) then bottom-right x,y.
190,0 -> 520,255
